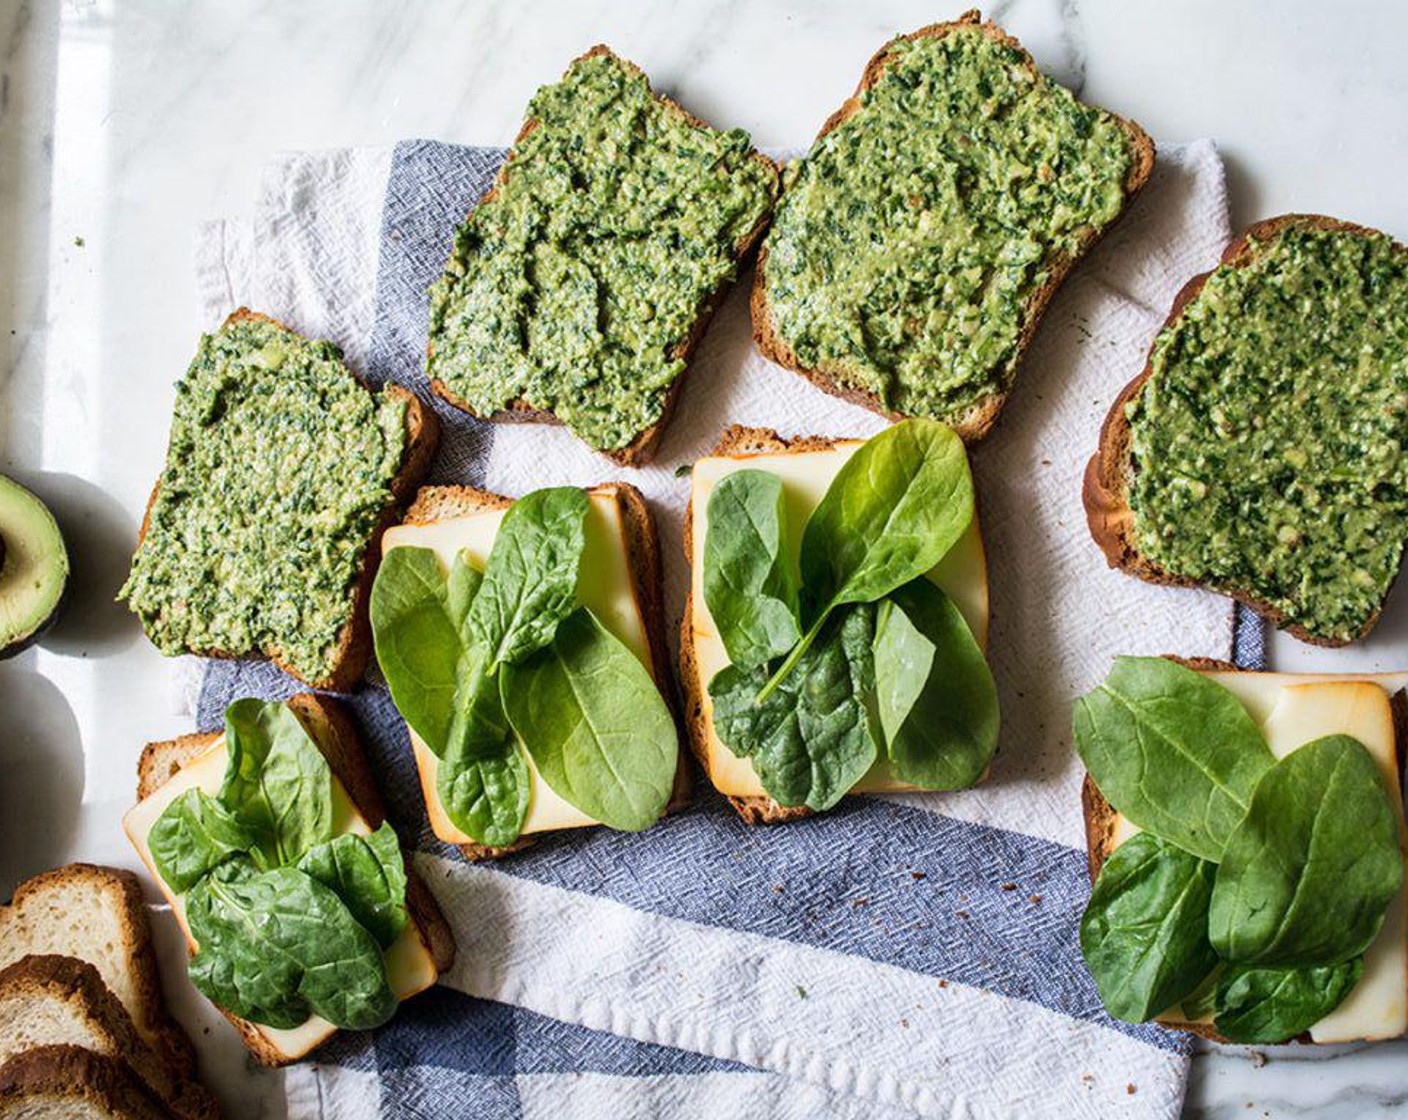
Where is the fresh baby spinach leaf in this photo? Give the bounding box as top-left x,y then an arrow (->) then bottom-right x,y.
703,469 -> 801,670
218,698 -> 333,868
1074,657 -> 1274,862
710,604 -> 880,810
761,419 -> 973,699
437,654 -> 530,847
187,857 -> 397,1031
467,486 -> 589,671
1213,959 -> 1363,1043
297,822 -> 409,950
1079,831 -> 1220,1024
149,787 -> 257,893
1209,735 -> 1403,966
503,608 -> 677,831
1179,965 -> 1222,1021
873,579 -> 997,790
371,545 -> 482,757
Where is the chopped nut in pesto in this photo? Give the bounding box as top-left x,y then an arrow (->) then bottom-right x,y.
759,26 -> 1136,425
121,316 -> 408,683
1128,224 -> 1408,643
427,50 -> 777,454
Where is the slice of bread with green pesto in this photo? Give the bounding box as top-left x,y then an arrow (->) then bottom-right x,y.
427,46 -> 779,466
752,10 -> 1153,441
125,693 -> 456,1067
1085,215 -> 1408,646
377,482 -> 690,859
121,309 -> 439,690
680,424 -> 993,824
1079,656 -> 1408,1044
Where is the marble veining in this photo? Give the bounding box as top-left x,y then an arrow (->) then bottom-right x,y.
1,1 -> 1406,1117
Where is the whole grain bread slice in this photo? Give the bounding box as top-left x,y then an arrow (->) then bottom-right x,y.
1079,655 -> 1408,1044
1083,214 -> 1399,647
133,693 -> 456,1067
0,955 -> 216,1120
0,866 -> 196,1086
392,481 -> 693,858
134,308 -> 441,691
0,1044 -> 173,1120
751,10 -> 1155,442
427,45 -> 780,467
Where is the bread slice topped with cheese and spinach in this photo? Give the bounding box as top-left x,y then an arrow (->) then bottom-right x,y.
1085,216 -> 1408,646
372,482 -> 688,857
751,11 -> 1153,440
120,309 -> 439,690
427,47 -> 779,465
1076,656 -> 1408,1044
680,421 -> 997,823
123,693 -> 455,1067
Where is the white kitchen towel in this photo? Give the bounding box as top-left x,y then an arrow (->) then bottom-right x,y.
194,137 -> 1240,1120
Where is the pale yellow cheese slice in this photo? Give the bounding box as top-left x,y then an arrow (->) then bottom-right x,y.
687,441 -> 990,800
1109,671 -> 1408,1042
123,737 -> 438,1060
380,487 -> 652,839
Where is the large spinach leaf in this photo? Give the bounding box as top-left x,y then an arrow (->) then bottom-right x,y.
371,545 -> 482,755
1074,657 -> 1275,862
466,486 -> 589,671
710,605 -> 879,810
297,822 -> 409,950
703,469 -> 802,670
437,659 -> 531,847
502,608 -> 677,831
1079,831 -> 1220,1023
187,858 -> 397,1031
149,788 -> 257,893
758,421 -> 973,700
219,698 -> 333,867
1209,735 -> 1403,966
873,579 -> 998,790
1213,959 -> 1363,1043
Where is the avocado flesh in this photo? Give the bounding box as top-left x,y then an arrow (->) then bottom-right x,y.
0,475 -> 69,658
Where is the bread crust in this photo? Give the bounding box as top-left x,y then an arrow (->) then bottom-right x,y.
0,1044 -> 172,1120
393,481 -> 692,859
750,10 -> 1155,443
134,693 -> 456,1068
0,955 -> 216,1120
1079,655 -> 1408,1045
426,45 -> 780,466
1084,214 -> 1407,647
133,308 -> 441,692
0,865 -> 197,1084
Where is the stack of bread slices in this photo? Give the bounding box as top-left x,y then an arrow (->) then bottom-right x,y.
0,864 -> 218,1119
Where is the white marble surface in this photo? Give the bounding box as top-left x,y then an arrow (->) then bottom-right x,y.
1,1 -> 1406,1117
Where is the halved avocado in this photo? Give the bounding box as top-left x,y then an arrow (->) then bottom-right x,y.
0,475 -> 69,658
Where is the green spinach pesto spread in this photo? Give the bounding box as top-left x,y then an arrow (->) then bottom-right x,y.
427,51 -> 776,453
121,317 -> 408,682
760,27 -> 1134,423
1127,224 -> 1408,642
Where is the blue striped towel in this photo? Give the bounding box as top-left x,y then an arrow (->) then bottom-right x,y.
193,137 -> 1249,1119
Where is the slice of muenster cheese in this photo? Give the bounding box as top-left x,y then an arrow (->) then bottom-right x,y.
123,736 -> 439,1060
380,486 -> 653,840
1109,670 -> 1408,1043
687,440 -> 990,800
